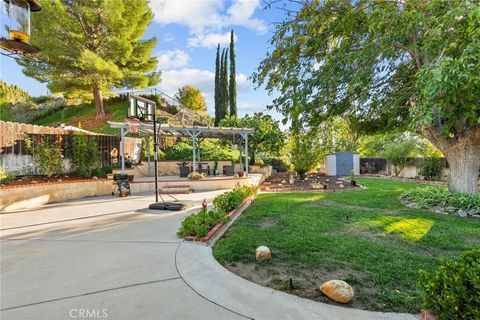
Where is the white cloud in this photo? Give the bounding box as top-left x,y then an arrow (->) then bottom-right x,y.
236,73 -> 249,87
150,0 -> 224,33
158,68 -> 250,97
150,0 -> 267,44
156,50 -> 190,70
187,31 -> 236,48
227,0 -> 267,34
163,33 -> 174,42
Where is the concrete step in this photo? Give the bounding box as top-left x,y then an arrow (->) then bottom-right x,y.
159,185 -> 192,194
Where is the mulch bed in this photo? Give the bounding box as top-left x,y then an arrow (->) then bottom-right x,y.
260,172 -> 360,192
1,174 -> 103,187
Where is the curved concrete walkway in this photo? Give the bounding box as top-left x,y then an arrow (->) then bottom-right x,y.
1,193 -> 418,320
176,243 -> 417,320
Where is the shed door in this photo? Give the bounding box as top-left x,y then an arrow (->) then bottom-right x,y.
336,153 -> 353,176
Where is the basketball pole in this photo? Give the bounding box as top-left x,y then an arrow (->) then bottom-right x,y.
153,106 -> 159,203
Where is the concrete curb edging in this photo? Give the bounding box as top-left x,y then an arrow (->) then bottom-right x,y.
175,243 -> 418,320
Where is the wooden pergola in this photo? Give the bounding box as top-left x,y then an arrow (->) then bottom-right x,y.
107,121 -> 255,175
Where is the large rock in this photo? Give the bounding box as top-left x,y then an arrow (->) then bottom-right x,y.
255,246 -> 272,262
319,280 -> 354,303
458,210 -> 468,217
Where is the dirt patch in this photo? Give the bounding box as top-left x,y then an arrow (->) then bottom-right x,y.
258,217 -> 278,229
260,172 -> 360,193
223,261 -> 376,310
68,113 -> 112,130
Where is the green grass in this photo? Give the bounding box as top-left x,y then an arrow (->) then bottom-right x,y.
32,102 -> 126,135
213,178 -> 480,313
0,104 -> 14,121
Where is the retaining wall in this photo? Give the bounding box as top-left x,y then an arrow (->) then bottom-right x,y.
0,179 -> 114,212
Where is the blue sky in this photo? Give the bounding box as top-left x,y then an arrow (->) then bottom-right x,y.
1,0 -> 289,121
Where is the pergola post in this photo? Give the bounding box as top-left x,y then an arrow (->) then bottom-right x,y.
192,130 -> 196,172
120,126 -> 129,173
244,133 -> 249,176
197,139 -> 201,162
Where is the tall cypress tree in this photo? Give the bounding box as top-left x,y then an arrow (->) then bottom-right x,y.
218,49 -> 226,122
214,44 -> 221,126
222,48 -> 229,119
229,30 -> 237,117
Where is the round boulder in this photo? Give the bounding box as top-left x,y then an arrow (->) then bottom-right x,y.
255,246 -> 272,262
319,280 -> 354,303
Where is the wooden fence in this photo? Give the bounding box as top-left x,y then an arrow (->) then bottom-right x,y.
0,121 -> 141,172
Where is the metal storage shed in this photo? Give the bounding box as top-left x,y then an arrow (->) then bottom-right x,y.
326,152 -> 360,176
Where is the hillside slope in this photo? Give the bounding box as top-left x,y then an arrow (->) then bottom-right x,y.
32,102 -> 127,135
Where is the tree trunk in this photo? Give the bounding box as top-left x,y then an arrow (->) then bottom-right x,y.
249,152 -> 255,165
423,127 -> 480,193
92,84 -> 105,117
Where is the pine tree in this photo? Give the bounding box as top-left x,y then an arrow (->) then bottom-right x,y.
222,48 -> 229,119
229,30 -> 237,117
19,0 -> 160,117
214,44 -> 221,126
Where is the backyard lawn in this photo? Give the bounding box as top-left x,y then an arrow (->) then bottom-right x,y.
213,178 -> 480,313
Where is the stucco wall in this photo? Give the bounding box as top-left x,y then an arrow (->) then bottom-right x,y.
387,164 -> 451,179
130,173 -> 268,194
0,179 -> 114,212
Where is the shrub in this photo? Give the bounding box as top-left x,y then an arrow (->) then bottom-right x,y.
401,186 -> 480,213
382,141 -> 416,176
177,185 -> 255,238
176,208 -> 228,237
187,171 -> 207,180
25,137 -> 64,177
161,140 -> 239,161
213,185 -> 255,213
419,157 -> 443,181
233,185 -> 256,198
254,158 -> 265,166
266,157 -> 291,172
288,133 -> 322,179
72,134 -> 101,177
0,166 -> 14,183
213,191 -> 243,213
418,248 -> 480,320
92,166 -> 112,178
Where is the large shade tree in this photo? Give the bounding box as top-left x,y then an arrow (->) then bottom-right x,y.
220,113 -> 285,165
254,0 -> 480,193
175,85 -> 207,113
19,0 -> 160,117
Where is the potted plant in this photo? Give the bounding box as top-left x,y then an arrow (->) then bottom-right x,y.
350,170 -> 357,186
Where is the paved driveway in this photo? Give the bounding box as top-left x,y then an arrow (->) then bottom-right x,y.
0,192 -> 244,320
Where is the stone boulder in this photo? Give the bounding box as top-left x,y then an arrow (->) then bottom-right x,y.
319,280 -> 354,303
255,246 -> 272,262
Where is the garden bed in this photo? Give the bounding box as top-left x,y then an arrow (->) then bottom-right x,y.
0,173 -> 105,188
184,195 -> 255,243
260,172 -> 360,192
177,186 -> 257,242
213,178 -> 480,313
